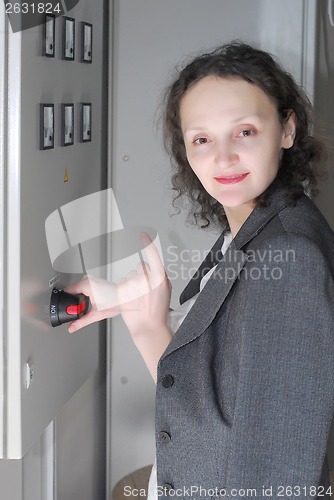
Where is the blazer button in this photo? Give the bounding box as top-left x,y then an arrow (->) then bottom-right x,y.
161,374 -> 174,388
158,431 -> 171,443
162,483 -> 174,495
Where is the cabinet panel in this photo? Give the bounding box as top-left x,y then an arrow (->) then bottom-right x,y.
1,0 -> 106,458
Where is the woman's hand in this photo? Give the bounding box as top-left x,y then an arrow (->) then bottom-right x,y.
65,233 -> 173,381
65,275 -> 120,333
116,233 -> 173,380
65,233 -> 172,337
116,232 -> 172,339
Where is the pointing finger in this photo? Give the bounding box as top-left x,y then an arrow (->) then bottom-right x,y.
140,232 -> 165,276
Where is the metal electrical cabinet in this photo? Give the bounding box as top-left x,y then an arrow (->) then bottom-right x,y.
0,0 -> 107,461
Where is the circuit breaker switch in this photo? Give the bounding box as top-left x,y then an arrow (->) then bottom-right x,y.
50,287 -> 91,327
66,301 -> 87,316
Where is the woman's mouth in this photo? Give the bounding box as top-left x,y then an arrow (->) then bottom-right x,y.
214,173 -> 249,184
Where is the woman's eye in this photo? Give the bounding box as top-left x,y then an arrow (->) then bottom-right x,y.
238,129 -> 255,137
193,137 -> 208,145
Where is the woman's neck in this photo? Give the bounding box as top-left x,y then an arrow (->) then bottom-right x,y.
224,203 -> 255,238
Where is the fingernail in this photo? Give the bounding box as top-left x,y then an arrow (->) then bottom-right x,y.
141,232 -> 151,244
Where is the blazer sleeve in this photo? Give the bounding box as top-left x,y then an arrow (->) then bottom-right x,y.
224,232 -> 334,499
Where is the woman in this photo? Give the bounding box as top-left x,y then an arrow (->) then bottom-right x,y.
67,42 -> 334,499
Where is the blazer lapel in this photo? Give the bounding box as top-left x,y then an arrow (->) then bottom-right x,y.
179,231 -> 227,304
161,179 -> 299,359
162,240 -> 247,358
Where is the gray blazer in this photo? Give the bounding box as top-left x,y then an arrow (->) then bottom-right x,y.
156,180 -> 334,499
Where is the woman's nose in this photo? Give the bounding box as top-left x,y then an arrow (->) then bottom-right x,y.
214,141 -> 239,166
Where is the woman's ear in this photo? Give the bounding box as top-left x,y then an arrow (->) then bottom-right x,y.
281,111 -> 297,149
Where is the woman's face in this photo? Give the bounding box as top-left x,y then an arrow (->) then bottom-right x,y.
180,76 -> 295,213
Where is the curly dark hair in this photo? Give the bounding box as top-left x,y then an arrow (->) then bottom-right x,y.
163,41 -> 327,231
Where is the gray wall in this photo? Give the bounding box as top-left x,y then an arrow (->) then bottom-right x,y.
314,1 -> 334,229
314,0 -> 334,468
